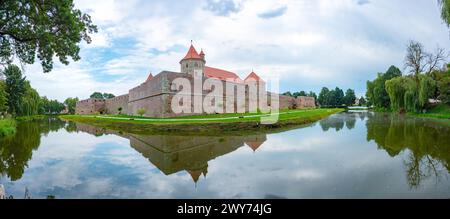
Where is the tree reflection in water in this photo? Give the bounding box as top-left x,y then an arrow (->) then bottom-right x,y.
319,112 -> 365,131
0,117 -> 66,181
366,113 -> 450,189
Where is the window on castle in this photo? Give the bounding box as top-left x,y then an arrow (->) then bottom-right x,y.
186,64 -> 188,68
195,63 -> 198,67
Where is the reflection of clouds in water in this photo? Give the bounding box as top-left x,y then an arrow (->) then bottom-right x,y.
2,112 -> 450,198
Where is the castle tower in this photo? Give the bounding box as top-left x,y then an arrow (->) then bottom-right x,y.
180,42 -> 205,77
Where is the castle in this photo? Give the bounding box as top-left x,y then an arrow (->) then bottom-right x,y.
75,43 -> 315,117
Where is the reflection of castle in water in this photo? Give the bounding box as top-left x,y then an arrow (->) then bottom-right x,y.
74,123 -> 266,183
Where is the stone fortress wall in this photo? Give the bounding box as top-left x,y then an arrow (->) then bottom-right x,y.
75,43 -> 316,117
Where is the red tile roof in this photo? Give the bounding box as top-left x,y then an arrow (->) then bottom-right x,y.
180,45 -> 203,62
204,66 -> 242,82
244,71 -> 264,82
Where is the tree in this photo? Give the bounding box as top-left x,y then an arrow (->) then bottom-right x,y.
344,89 -> 356,106
0,0 -> 97,72
282,91 -> 292,97
438,0 -> 450,27
405,41 -> 426,76
293,91 -> 307,97
64,97 -> 79,114
0,80 -> 8,113
358,97 -> 366,106
404,41 -> 447,77
366,66 -> 402,109
333,87 -> 344,106
17,81 -> 41,116
90,92 -> 104,99
102,93 -> 115,99
418,75 -> 437,109
318,87 -> 329,106
308,91 -> 318,105
137,108 -> 146,117
89,92 -> 115,99
2,65 -> 26,115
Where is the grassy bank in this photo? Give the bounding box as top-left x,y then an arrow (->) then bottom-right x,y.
409,104 -> 450,119
0,119 -> 16,137
60,108 -> 344,135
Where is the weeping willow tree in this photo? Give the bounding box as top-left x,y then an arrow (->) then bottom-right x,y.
439,0 -> 450,27
17,82 -> 41,116
418,75 -> 437,108
386,75 -> 437,113
385,77 -> 408,112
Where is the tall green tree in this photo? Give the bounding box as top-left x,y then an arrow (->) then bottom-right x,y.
102,93 -> 115,99
2,65 -> 26,115
318,87 -> 329,106
438,0 -> 450,27
0,0 -> 97,72
366,66 -> 402,109
0,80 -> 8,113
333,87 -> 344,106
344,89 -> 356,106
90,92 -> 104,99
293,91 -> 307,97
308,91 -> 318,105
358,97 -> 366,106
64,97 -> 79,114
17,82 -> 41,116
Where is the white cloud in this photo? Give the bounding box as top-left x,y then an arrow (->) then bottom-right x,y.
22,0 -> 450,101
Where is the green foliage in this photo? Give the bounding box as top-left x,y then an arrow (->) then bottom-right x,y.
282,91 -> 292,96
90,92 -> 104,99
432,69 -> 450,104
439,0 -> 450,27
308,91 -> 318,105
41,97 -> 65,114
344,89 -> 356,106
0,118 -> 16,137
17,82 -> 41,116
89,92 -> 115,99
2,65 -> 26,115
418,75 -> 437,108
317,87 -> 354,107
292,91 -> 307,97
102,93 -> 115,99
385,75 -> 436,113
358,97 -> 366,106
64,97 -> 79,114
0,80 -> 8,113
137,108 -> 147,116
0,0 -> 97,72
318,87 -> 329,106
366,65 -> 402,109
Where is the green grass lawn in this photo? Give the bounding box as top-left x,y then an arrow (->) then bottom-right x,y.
410,104 -> 450,119
60,108 -> 344,135
0,118 -> 16,137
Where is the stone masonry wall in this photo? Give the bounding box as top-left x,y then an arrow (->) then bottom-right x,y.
105,94 -> 129,115
77,71 -> 316,117
75,98 -> 106,115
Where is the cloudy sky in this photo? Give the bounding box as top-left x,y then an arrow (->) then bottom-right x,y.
23,0 -> 450,101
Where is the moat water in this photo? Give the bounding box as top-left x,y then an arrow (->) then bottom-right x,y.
0,112 -> 449,198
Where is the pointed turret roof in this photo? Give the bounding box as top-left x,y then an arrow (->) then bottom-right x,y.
146,73 -> 154,82
245,141 -> 264,151
245,71 -> 264,82
180,44 -> 203,63
187,170 -> 202,183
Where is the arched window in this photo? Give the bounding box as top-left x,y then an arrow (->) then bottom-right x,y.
194,63 -> 198,67
186,63 -> 188,68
